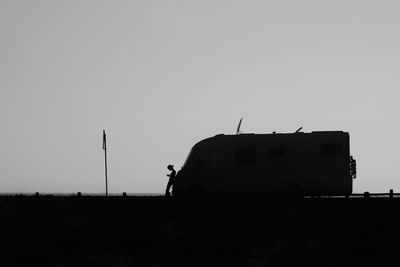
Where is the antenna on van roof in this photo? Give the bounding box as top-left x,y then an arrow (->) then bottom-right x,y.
236,118 -> 243,135
295,127 -> 303,133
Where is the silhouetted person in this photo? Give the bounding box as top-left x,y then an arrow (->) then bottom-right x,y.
165,164 -> 176,197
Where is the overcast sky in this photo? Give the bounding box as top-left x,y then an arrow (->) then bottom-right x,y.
1,0 -> 400,193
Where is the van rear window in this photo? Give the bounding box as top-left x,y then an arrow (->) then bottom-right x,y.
233,150 -> 256,164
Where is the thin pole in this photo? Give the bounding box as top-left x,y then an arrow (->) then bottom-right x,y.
104,145 -> 108,196
103,130 -> 108,197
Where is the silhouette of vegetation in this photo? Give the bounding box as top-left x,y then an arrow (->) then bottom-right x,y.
1,195 -> 400,266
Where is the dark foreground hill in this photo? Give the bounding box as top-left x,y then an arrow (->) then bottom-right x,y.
1,195 -> 400,266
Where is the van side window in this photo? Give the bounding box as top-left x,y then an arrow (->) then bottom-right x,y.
267,148 -> 285,159
209,150 -> 226,171
233,150 -> 256,164
320,143 -> 342,154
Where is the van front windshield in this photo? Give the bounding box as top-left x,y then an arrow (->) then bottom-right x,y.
182,149 -> 194,169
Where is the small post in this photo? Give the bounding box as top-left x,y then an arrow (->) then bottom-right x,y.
122,192 -> 127,197
363,192 -> 370,198
390,189 -> 393,198
35,192 -> 40,197
77,192 -> 82,197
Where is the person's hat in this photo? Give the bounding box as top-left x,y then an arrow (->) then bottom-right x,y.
167,164 -> 174,169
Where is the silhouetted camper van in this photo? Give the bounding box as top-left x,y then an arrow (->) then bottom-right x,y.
172,131 -> 356,197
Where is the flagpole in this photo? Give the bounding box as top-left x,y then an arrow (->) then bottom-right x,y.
103,130 -> 108,197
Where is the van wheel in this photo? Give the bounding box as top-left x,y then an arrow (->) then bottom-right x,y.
186,185 -> 207,198
287,185 -> 304,199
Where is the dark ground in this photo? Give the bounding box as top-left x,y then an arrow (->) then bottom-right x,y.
1,195 -> 400,266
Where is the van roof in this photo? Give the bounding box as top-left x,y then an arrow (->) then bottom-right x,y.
192,131 -> 349,150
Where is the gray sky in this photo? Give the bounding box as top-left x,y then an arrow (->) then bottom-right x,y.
1,0 -> 400,193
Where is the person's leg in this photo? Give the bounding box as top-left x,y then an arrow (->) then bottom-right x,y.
165,181 -> 172,196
